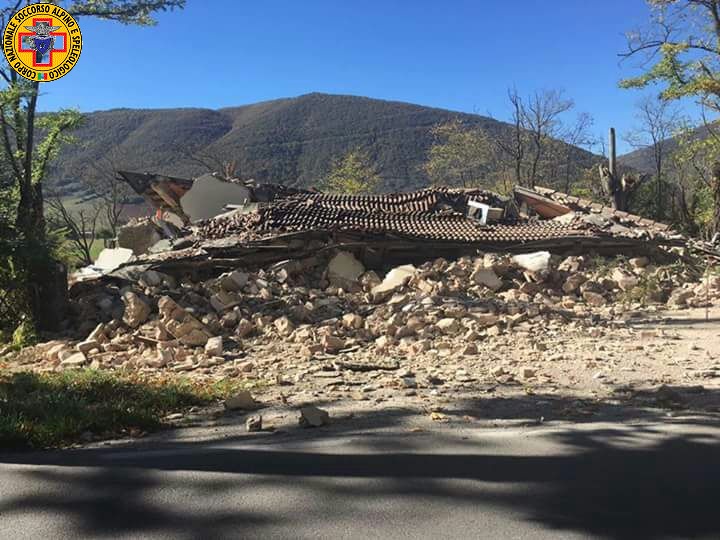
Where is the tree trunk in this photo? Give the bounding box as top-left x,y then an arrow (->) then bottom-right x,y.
15,181 -> 45,238
600,128 -> 627,211
655,156 -> 663,221
15,82 -> 43,238
13,81 -> 66,332
712,161 -> 720,238
608,128 -> 620,210
15,181 -> 66,332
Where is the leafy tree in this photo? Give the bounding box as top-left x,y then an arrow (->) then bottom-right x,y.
620,0 -> 720,112
0,0 -> 185,334
669,125 -> 720,237
424,119 -> 495,189
621,0 -> 720,235
321,149 -> 381,194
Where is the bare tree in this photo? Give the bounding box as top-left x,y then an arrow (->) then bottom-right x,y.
493,88 -> 582,189
522,90 -> 574,187
87,154 -> 135,237
47,194 -> 102,266
559,112 -> 598,193
174,143 -> 243,180
507,87 -> 527,185
624,96 -> 683,220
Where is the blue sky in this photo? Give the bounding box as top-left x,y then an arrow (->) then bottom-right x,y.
37,0 -> 698,153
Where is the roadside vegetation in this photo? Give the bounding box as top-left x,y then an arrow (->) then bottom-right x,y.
0,368 -> 253,450
0,0 -> 186,345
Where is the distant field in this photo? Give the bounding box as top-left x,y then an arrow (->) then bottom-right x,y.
59,196 -> 150,222
54,197 -> 150,267
89,239 -> 105,262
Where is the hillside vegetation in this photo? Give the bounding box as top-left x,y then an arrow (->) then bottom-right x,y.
48,92 -> 600,195
617,122 -> 720,174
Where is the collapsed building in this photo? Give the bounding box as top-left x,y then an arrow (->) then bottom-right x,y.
25,170 -> 716,379
90,170 -> 713,282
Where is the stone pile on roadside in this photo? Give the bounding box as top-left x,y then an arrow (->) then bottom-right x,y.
9,251 -> 720,394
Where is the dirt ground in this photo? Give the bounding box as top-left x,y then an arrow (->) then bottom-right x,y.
6,290 -> 720,443
120,303 -> 720,444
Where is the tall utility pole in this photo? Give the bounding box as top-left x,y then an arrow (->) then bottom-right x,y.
600,128 -> 627,210
609,127 -> 617,186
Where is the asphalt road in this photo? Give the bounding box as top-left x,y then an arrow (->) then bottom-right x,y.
1,416 -> 720,540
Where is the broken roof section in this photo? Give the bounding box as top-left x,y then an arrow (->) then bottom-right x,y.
106,169 -> 718,282
117,170 -> 312,224
195,189 -> 603,247
196,187 -> 514,241
117,171 -> 193,224
104,173 -> 720,287
516,185 -> 675,234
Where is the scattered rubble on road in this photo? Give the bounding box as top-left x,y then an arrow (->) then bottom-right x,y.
224,390 -> 258,411
300,406 -> 330,427
245,415 -> 263,432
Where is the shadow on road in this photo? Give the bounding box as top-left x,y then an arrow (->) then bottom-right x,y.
2,391 -> 720,538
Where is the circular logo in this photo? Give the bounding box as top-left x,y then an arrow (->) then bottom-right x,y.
2,2 -> 82,82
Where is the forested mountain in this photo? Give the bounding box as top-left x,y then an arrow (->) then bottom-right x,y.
618,122 -> 720,173
48,92 -> 600,196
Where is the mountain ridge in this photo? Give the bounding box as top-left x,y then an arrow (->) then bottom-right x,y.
48,92 -> 599,196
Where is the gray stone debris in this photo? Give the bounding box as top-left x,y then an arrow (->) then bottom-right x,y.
60,352 -> 87,368
371,264 -> 417,300
582,291 -> 607,307
122,292 -> 151,328
327,251 -> 365,289
436,318 -> 460,334
274,316 -> 295,336
224,390 -> 257,411
117,219 -> 163,255
668,288 -> 694,307
322,335 -> 346,353
246,415 -> 263,432
158,296 -> 213,347
39,243 -> 718,382
204,336 -> 224,357
299,406 -> 330,427
611,268 -> 639,291
470,267 -> 502,290
512,251 -> 551,273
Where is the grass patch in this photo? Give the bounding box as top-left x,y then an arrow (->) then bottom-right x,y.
89,238 -> 105,262
0,370 -> 253,450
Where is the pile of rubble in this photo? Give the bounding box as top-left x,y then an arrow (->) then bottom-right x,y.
10,171 -> 716,409
15,248 -> 719,387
